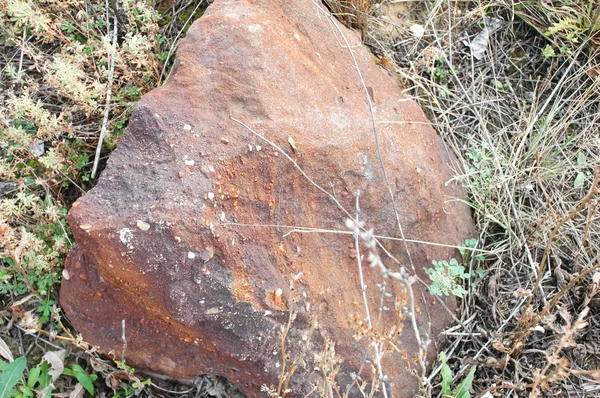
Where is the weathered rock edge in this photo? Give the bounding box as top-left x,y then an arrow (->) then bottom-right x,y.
60,0 -> 474,396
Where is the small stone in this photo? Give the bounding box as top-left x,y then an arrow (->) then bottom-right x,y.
136,220 -> 150,231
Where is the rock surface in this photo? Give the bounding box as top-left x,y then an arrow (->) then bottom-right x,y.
60,0 -> 474,396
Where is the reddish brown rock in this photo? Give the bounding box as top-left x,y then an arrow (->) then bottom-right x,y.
60,0 -> 473,396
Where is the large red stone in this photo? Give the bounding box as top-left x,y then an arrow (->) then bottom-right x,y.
60,0 -> 473,396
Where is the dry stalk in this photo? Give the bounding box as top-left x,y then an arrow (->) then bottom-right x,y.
502,167 -> 600,359
277,273 -> 320,397
91,12 -> 118,179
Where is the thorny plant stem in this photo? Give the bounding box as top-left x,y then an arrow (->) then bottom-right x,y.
91,13 -> 117,179
352,193 -> 388,397
277,283 -> 295,397
313,0 -> 432,387
231,2 -> 436,387
354,193 -> 372,330
17,28 -> 26,81
510,167 -> 600,355
7,228 -> 39,297
159,0 -> 206,83
282,313 -> 318,394
224,222 -> 495,255
311,0 -> 417,276
528,166 -> 600,308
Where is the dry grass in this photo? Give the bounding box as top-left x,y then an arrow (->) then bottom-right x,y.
359,0 -> 600,396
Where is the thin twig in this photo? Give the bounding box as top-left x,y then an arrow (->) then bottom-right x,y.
91,15 -> 118,179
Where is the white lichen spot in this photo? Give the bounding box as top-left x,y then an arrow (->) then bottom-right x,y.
119,228 -> 133,244
207,192 -> 215,200
205,307 -> 221,315
188,251 -> 196,259
248,24 -> 262,33
255,145 -> 262,151
136,220 -> 150,231
294,33 -> 301,41
184,158 -> 195,166
416,167 -> 421,174
183,124 -> 192,131
220,212 -> 226,222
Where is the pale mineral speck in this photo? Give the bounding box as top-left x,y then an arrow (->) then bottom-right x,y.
183,124 -> 192,130
188,251 -> 196,259
248,24 -> 262,33
119,228 -> 133,244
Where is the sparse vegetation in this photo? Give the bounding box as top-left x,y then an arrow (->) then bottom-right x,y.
1,0 -> 599,397
426,258 -> 470,298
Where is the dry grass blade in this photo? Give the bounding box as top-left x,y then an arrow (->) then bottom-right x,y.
361,0 -> 600,396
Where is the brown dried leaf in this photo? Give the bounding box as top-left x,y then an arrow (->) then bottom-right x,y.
14,227 -> 28,264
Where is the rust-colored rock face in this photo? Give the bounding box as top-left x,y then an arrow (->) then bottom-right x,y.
60,0 -> 473,396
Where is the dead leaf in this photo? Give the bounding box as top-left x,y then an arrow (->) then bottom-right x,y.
28,139 -> 45,158
11,294 -> 36,309
463,17 -> 503,60
0,336 -> 14,362
492,339 -> 509,353
42,349 -> 66,382
69,383 -> 85,398
14,227 -> 29,264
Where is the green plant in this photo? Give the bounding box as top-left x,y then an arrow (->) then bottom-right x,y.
0,350 -> 64,398
113,360 -> 151,395
439,352 -> 476,398
0,357 -> 27,397
63,363 -> 98,396
542,44 -> 556,59
426,258 -> 470,298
